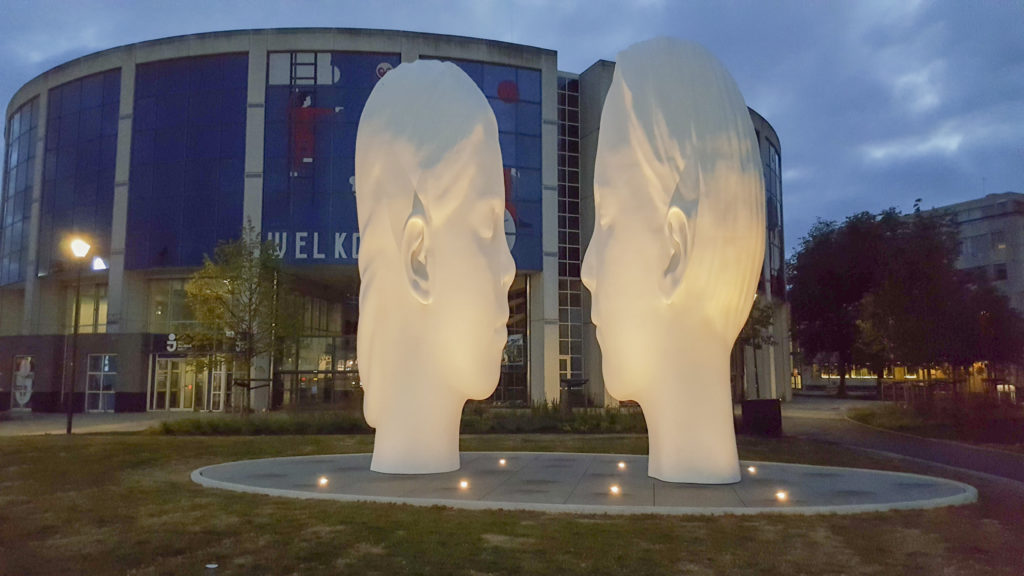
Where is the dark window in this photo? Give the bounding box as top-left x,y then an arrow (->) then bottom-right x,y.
1,98 -> 40,285
127,55 -> 247,269
994,263 -> 1008,281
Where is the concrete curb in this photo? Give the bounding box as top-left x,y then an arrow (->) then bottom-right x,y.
191,452 -> 977,516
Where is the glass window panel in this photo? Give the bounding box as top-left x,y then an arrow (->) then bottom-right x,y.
498,133 -> 516,166
482,64 -> 516,99
268,53 -> 291,85
516,102 -> 541,136
517,69 -> 541,103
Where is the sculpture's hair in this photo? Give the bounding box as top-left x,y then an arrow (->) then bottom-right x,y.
601,37 -> 766,335
355,60 -> 498,254
354,60 -> 502,413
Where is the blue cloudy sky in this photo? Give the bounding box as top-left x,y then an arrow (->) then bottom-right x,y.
2,0 -> 1021,254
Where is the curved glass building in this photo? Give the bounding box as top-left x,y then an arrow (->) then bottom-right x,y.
0,29 -> 787,413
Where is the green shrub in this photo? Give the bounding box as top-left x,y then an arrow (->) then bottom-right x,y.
154,404 -> 649,436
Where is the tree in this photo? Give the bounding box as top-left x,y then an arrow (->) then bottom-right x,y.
788,213 -> 887,397
791,205 -> 1024,401
184,222 -> 303,412
735,295 -> 776,399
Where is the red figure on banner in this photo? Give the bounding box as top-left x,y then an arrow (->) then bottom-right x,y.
290,92 -> 335,175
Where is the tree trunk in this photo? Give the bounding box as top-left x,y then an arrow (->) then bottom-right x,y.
752,346 -> 761,399
837,358 -> 848,398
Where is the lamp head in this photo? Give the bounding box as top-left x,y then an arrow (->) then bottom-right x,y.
69,238 -> 91,259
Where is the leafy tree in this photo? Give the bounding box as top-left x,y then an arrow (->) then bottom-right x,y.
184,223 -> 303,411
788,213 -> 888,397
791,205 -> 1024,400
735,295 -> 776,399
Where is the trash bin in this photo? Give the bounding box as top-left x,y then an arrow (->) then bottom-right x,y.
741,398 -> 782,437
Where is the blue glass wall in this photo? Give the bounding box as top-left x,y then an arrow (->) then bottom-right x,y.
263,52 -> 401,264
446,59 -> 543,271
36,70 -> 120,276
127,54 -> 247,269
1,98 -> 38,285
263,54 -> 543,271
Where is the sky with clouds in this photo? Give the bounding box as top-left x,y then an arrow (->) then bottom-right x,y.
1,0 -> 1021,254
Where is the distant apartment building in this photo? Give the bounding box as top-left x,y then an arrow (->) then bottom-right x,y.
927,192 -> 1024,311
799,191 -> 1024,399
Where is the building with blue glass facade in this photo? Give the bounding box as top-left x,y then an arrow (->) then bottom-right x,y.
0,29 -> 786,414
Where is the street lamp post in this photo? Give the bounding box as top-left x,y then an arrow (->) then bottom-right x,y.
66,237 -> 91,435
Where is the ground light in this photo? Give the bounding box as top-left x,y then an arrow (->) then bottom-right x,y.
747,466 -> 757,474
498,458 -> 507,466
459,480 -> 469,489
775,490 -> 789,502
318,476 -> 329,487
610,485 -> 621,495
618,461 -> 626,470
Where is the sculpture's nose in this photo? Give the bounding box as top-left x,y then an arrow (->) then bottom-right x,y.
580,245 -> 596,293
499,243 -> 515,292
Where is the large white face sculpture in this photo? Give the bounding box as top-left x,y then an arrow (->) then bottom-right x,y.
581,38 -> 765,484
355,60 -> 515,474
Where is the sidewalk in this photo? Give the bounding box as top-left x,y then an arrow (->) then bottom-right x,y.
0,410 -> 213,436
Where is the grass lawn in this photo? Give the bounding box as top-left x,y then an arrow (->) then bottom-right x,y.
848,404 -> 1024,453
1,433 -> 1023,575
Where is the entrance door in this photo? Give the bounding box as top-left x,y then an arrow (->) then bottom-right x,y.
149,356 -> 196,409
151,357 -> 214,411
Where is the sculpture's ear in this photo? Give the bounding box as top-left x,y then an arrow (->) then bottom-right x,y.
660,205 -> 690,302
402,193 -> 431,304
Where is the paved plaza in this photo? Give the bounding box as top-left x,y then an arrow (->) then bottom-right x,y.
192,451 -> 976,515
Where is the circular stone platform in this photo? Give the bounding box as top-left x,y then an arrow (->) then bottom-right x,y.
192,452 -> 976,515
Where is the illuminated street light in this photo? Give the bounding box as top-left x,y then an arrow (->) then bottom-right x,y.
65,236 -> 92,435
69,238 -> 91,259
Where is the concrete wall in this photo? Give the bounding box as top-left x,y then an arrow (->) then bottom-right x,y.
578,61 -> 615,406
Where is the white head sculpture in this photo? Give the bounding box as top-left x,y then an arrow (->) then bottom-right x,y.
581,38 -> 765,484
355,60 -> 515,474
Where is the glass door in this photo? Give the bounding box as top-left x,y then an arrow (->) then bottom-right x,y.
151,356 -> 225,411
